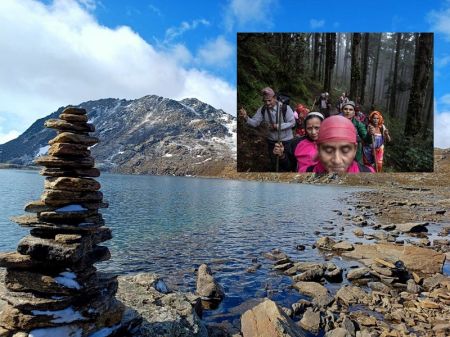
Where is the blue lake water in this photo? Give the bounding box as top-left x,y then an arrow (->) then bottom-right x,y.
0,169 -> 373,333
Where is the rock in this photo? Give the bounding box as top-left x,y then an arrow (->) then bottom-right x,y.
59,113 -> 89,123
367,282 -> 391,294
353,228 -> 364,237
324,267 -> 343,282
34,155 -> 95,168
296,245 -> 306,251
325,327 -> 352,337
342,243 -> 445,276
263,249 -> 289,262
292,266 -> 324,282
380,224 -> 396,231
48,132 -> 98,146
335,286 -> 368,305
341,316 -> 355,336
62,107 -> 87,115
273,262 -> 294,271
285,262 -> 324,276
196,264 -> 224,301
332,241 -> 354,251
117,273 -> 207,337
299,308 -> 321,333
406,279 -> 421,294
44,177 -> 101,192
40,167 -> 101,178
394,222 -> 428,233
40,189 -> 103,206
347,267 -> 370,281
315,237 -> 336,250
293,282 -> 328,298
45,119 -> 95,133
241,298 -> 306,337
291,300 -> 311,316
246,264 -> 261,273
423,273 -> 448,291
313,294 -> 334,308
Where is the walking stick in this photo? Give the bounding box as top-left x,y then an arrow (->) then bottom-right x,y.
310,97 -> 317,112
371,134 -> 378,172
275,102 -> 281,172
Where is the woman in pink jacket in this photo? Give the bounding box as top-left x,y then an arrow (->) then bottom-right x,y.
273,112 -> 324,172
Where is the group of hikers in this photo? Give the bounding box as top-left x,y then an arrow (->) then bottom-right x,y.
239,87 -> 392,174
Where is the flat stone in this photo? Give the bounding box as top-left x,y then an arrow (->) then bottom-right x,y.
335,286 -> 368,305
325,327 -> 351,337
41,189 -> 103,206
45,177 -> 100,192
34,155 -> 94,168
293,282 -> 328,298
273,262 -> 293,271
62,107 -> 87,115
299,308 -> 321,333
332,241 -> 354,251
263,249 -> 289,261
370,264 -> 393,277
347,267 -> 371,281
394,222 -> 429,233
38,210 -> 98,223
40,167 -> 100,178
48,143 -> 90,157
11,214 -> 103,232
285,262 -> 324,276
324,267 -> 343,282
59,113 -> 88,123
45,119 -> 94,133
406,279 -> 422,293
423,273 -> 448,291
48,132 -> 98,146
241,298 -> 306,337
367,282 -> 391,293
292,266 -> 324,282
342,243 -> 445,276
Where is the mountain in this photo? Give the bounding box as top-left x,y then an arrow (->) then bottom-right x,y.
0,95 -> 236,176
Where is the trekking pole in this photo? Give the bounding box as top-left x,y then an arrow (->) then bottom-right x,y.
275,102 -> 281,172
310,97 -> 317,112
371,134 -> 378,172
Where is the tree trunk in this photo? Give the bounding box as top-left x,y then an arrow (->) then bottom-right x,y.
360,33 -> 369,105
323,33 -> 336,93
389,33 -> 402,117
313,34 -> 320,79
350,33 -> 362,101
404,33 -> 433,137
371,33 -> 382,108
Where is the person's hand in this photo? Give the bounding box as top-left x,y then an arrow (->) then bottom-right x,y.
368,125 -> 375,135
273,142 -> 285,158
271,123 -> 278,130
239,107 -> 247,119
384,128 -> 391,142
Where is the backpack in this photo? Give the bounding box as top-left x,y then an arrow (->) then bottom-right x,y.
261,94 -> 289,125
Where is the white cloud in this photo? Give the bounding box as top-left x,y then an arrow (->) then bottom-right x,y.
436,55 -> 450,68
434,111 -> 450,148
310,19 -> 325,29
0,0 -> 236,140
427,7 -> 450,40
148,4 -> 162,17
440,94 -> 450,106
0,129 -> 21,145
225,0 -> 276,30
165,19 -> 210,42
197,36 -> 234,67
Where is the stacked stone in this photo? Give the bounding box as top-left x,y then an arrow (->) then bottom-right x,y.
0,107 -> 124,336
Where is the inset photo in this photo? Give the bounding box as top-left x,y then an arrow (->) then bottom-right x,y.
237,33 -> 434,173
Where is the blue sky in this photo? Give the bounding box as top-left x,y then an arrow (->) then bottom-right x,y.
1,0 -> 450,147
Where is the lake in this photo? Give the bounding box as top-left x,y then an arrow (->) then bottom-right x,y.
0,169 -> 363,332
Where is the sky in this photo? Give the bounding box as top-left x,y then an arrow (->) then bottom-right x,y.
0,0 -> 449,148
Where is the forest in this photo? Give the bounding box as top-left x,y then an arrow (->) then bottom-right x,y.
237,33 -> 434,172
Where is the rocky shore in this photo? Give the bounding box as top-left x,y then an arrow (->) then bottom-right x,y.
1,148 -> 449,336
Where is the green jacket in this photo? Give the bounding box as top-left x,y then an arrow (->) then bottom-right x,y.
352,118 -> 372,164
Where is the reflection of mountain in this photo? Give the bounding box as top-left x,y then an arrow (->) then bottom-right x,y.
0,95 -> 236,176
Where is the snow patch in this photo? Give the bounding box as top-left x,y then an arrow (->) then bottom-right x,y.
55,204 -> 87,213
194,158 -> 212,165
54,272 -> 81,290
163,153 -> 173,158
35,145 -> 50,157
29,325 -> 83,337
32,307 -> 86,323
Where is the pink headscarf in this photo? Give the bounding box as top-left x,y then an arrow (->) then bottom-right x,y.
261,87 -> 275,97
317,115 -> 357,144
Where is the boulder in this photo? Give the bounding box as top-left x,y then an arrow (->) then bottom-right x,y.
332,241 -> 354,252
241,298 -> 306,337
315,237 -> 336,251
347,267 -> 371,281
293,282 -> 328,298
335,286 -> 368,305
299,308 -> 321,333
394,222 -> 428,233
196,264 -> 224,301
342,243 -> 445,276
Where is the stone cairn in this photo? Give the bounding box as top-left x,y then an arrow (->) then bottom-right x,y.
0,107 -> 125,336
